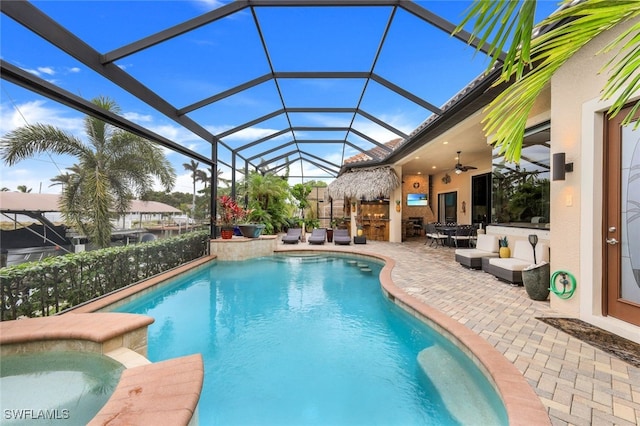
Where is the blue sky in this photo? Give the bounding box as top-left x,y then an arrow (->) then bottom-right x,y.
0,0 -> 561,195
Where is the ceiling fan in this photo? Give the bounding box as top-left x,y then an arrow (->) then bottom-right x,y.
454,151 -> 477,174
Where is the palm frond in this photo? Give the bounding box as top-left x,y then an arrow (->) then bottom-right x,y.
455,0 -> 537,79
469,0 -> 640,162
600,20 -> 640,124
0,124 -> 87,165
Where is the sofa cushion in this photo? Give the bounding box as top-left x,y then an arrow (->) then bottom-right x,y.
475,234 -> 499,253
488,257 -> 532,272
454,248 -> 499,259
511,240 -> 549,264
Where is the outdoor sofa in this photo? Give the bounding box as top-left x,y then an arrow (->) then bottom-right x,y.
482,239 -> 549,285
454,234 -> 499,269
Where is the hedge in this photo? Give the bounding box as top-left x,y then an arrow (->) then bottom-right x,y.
0,231 -> 210,321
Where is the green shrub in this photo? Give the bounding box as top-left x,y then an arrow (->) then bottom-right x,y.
0,231 -> 209,321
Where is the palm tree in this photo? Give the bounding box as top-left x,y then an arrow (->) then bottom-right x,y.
245,171 -> 291,233
183,159 -> 200,219
457,0 -> 640,162
49,168 -> 78,193
1,96 -> 176,247
214,167 -> 231,188
16,185 -> 32,193
195,169 -> 208,188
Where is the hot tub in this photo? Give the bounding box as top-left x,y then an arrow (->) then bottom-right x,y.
1,351 -> 124,425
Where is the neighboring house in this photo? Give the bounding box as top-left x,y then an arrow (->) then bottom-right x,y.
0,192 -> 182,241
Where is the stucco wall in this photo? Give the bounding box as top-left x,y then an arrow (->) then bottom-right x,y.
429,154 -> 492,226
550,17 -> 640,340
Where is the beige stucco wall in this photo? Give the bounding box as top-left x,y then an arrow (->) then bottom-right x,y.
550,17 -> 640,341
429,155 -> 492,226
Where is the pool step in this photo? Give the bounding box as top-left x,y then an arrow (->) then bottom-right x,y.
417,346 -> 502,426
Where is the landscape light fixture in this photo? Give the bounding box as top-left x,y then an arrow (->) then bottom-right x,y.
528,234 -> 539,264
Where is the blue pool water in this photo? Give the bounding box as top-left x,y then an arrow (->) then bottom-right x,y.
0,351 -> 124,425
112,254 -> 507,425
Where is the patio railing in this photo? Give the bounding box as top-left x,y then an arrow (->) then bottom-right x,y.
0,231 -> 210,321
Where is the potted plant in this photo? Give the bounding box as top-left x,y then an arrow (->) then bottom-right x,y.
237,208 -> 266,238
499,236 -> 510,258
522,234 -> 551,300
217,195 -> 251,239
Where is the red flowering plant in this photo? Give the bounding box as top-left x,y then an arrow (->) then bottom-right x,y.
217,195 -> 252,228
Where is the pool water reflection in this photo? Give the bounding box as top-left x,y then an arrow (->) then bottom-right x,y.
112,254 -> 507,425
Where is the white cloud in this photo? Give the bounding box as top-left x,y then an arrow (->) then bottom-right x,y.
25,68 -> 41,77
37,66 -> 55,76
0,100 -> 84,136
192,0 -> 226,11
122,111 -> 154,123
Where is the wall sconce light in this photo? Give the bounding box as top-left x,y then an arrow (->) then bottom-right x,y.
552,152 -> 574,181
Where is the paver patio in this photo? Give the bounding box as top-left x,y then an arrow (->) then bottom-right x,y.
278,237 -> 640,426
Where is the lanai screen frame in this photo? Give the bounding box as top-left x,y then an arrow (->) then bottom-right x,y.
0,0 -> 500,238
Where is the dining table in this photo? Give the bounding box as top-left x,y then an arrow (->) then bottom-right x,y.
435,224 -> 458,247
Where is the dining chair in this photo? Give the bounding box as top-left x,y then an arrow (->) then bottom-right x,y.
452,225 -> 475,248
425,223 -> 447,247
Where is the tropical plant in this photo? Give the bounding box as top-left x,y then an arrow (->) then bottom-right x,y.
245,171 -> 291,233
217,195 -> 251,227
16,185 -> 32,193
290,183 -> 312,219
0,96 -> 176,247
457,0 -> 640,162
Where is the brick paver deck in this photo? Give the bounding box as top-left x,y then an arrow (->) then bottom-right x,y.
278,238 -> 640,426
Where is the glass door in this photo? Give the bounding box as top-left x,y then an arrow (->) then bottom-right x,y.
438,191 -> 457,224
604,104 -> 640,326
472,173 -> 491,228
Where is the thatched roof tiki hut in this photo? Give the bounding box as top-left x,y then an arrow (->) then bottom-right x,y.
327,166 -> 400,201
328,166 -> 400,241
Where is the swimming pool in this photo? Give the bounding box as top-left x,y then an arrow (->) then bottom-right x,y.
0,351 -> 124,425
112,253 -> 507,425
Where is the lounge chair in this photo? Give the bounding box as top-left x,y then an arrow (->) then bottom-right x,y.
333,229 -> 351,245
282,228 -> 302,244
308,228 -> 327,245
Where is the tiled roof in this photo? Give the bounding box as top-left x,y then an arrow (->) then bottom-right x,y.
344,138 -> 404,165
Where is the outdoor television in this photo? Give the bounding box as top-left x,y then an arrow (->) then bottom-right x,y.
407,193 -> 428,206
